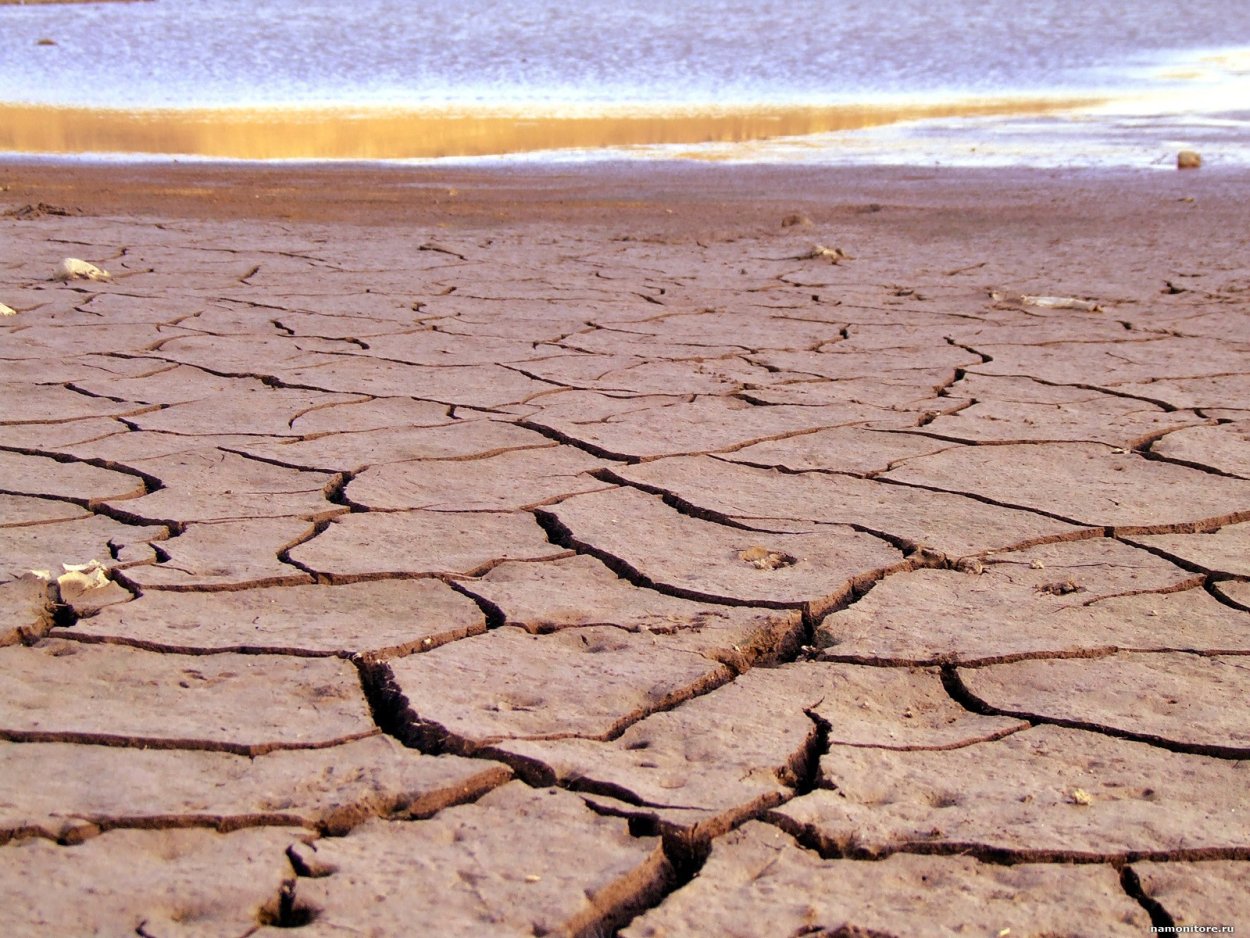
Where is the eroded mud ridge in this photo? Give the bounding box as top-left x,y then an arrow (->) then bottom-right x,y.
2,178 -> 1249,936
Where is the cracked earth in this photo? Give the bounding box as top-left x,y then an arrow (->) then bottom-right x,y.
1,164 -> 1249,936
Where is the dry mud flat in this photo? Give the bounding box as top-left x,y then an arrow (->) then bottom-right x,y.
1,162 -> 1249,935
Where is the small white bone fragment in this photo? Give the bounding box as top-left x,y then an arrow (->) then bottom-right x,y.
53,258 -> 111,283
990,291 -> 1102,313
26,561 -> 112,602
1021,294 -> 1102,312
0,302 -> 15,317
799,244 -> 852,262
56,560 -> 112,602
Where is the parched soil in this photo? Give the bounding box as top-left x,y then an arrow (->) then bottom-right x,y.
1,160 -> 1248,936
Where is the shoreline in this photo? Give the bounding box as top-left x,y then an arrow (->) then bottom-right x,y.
2,157 -> 1243,229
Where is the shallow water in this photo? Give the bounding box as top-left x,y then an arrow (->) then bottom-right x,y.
1,0 -> 1248,166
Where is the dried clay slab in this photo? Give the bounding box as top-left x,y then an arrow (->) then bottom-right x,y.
0,639 -> 374,754
621,821 -> 1146,938
0,735 -> 510,844
65,578 -> 486,657
289,783 -> 669,938
774,724 -> 1250,859
0,826 -> 303,937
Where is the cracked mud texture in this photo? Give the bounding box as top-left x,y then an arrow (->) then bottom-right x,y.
2,161 -> 1249,935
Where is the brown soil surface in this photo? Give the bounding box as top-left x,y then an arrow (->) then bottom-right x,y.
2,157 -> 1249,935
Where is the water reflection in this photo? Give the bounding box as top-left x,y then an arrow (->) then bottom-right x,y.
0,99 -> 1096,161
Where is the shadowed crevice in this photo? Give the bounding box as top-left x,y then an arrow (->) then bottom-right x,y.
1136,438 -> 1250,481
591,467 -> 806,535
352,656 -> 453,755
444,579 -> 508,630
1119,865 -> 1178,934
517,418 -> 642,463
794,707 -> 833,796
276,519 -> 336,583
1205,577 -> 1250,615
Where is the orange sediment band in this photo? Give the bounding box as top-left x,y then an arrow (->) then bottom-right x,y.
0,98 -> 1101,160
